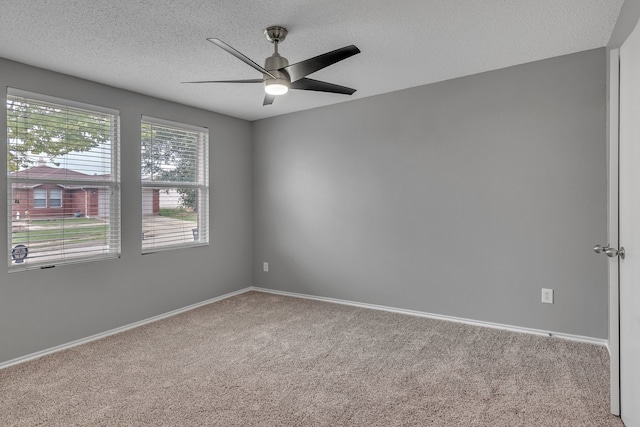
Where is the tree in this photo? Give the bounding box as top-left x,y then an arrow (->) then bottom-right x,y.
141,124 -> 200,211
176,188 -> 197,212
7,100 -> 200,211
7,98 -> 113,172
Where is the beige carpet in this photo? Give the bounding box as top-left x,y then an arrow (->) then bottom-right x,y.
0,291 -> 623,426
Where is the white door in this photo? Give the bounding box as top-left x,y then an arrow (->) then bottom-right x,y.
619,17 -> 640,427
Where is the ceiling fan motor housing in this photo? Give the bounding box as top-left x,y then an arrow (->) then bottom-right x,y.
264,54 -> 289,78
264,54 -> 290,95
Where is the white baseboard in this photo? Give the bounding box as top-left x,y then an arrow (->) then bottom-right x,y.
249,287 -> 608,347
2,285 -> 608,371
0,287 -> 253,370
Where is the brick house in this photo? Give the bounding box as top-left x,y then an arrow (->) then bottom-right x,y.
10,164 -> 160,220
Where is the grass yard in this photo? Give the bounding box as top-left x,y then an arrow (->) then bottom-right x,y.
159,207 -> 197,222
29,218 -> 99,225
12,218 -> 109,246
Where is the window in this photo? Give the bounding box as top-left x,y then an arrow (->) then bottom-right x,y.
49,189 -> 63,208
33,189 -> 47,208
7,89 -> 120,270
141,116 -> 208,253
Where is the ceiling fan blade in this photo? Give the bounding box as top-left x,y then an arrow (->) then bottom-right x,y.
182,79 -> 263,84
263,94 -> 276,106
290,78 -> 356,95
282,45 -> 360,82
207,38 -> 276,79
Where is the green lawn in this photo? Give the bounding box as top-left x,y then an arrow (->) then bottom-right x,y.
159,207 -> 197,222
12,218 -> 109,246
28,217 -> 100,226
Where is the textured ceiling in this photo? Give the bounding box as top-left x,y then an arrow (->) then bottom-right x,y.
0,0 -> 624,121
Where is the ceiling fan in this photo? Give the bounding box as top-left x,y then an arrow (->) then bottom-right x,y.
183,26 -> 360,106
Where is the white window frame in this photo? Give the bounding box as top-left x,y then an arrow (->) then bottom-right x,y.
140,116 -> 209,254
7,88 -> 121,271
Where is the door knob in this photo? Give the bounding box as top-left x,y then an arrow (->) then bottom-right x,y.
605,246 -> 626,259
593,244 -> 610,254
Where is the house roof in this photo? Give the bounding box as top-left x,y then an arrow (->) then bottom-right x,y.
10,165 -> 110,180
10,165 -> 111,189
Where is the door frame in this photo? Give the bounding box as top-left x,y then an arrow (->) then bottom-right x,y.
607,47 -> 620,416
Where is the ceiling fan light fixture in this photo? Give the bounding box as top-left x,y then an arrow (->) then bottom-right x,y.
264,78 -> 289,95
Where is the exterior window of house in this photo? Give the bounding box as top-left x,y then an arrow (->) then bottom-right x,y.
141,116 -> 209,253
6,88 -> 120,271
49,189 -> 63,208
33,189 -> 47,208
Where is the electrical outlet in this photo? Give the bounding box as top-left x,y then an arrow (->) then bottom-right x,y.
541,288 -> 554,304
263,262 -> 269,272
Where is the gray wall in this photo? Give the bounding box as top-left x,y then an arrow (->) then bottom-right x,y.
253,48 -> 608,339
0,58 -> 253,364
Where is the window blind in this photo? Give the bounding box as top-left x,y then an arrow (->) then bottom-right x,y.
7,89 -> 121,271
141,116 -> 209,253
